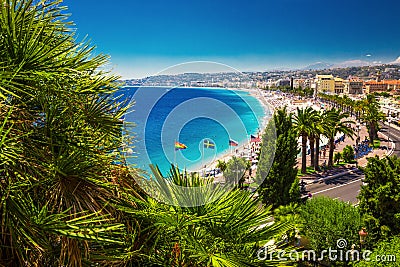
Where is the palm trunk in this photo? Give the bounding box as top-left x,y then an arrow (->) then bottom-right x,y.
309,136 -> 315,167
372,123 -> 379,140
368,123 -> 375,144
314,137 -> 320,171
328,138 -> 335,167
301,134 -> 307,174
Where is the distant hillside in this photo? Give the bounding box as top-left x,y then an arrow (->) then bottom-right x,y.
333,60 -> 372,68
122,63 -> 400,86
303,60 -> 375,71
391,56 -> 400,65
298,64 -> 400,80
302,62 -> 334,70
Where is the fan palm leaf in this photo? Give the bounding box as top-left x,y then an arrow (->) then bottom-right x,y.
115,165 -> 293,266
1,1 -> 143,265
323,108 -> 354,167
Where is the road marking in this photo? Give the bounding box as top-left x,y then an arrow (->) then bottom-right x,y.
312,178 -> 362,195
390,133 -> 400,139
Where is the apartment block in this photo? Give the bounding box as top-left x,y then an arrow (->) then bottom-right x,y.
316,74 -> 335,93
347,78 -> 364,95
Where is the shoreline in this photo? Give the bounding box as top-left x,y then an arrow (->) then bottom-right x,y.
195,87 -> 272,173
124,85 -> 272,175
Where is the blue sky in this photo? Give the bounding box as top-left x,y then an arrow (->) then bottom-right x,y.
65,0 -> 400,78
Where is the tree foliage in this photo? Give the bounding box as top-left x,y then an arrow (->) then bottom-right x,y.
300,197 -> 362,256
334,152 -> 342,164
342,145 -> 355,163
224,156 -> 248,184
216,159 -> 227,172
358,156 -> 400,244
273,203 -> 303,245
360,95 -> 386,143
319,93 -> 385,144
0,1 -> 296,266
293,107 -> 318,173
354,236 -> 400,267
257,107 -> 300,209
0,1 -> 144,265
323,108 -> 354,167
117,165 -> 292,266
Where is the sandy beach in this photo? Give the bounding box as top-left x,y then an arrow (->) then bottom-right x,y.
200,89 -> 334,180
199,87 -> 271,178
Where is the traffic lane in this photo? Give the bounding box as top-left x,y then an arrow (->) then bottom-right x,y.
379,123 -> 400,157
379,121 -> 400,135
312,178 -> 362,204
305,171 -> 364,193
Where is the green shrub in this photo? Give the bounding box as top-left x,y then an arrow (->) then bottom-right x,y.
342,145 -> 355,163
334,152 -> 342,164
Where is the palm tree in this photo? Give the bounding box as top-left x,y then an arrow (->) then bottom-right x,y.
293,107 -> 318,173
354,100 -> 364,121
341,95 -> 354,115
323,108 -> 354,167
0,1 -> 302,266
216,159 -> 227,173
273,203 -> 303,244
308,119 -> 321,169
1,1 -> 144,265
118,165 -> 292,266
361,95 -> 386,144
312,110 -> 327,171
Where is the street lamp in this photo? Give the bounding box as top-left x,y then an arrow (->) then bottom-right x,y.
359,227 -> 368,250
233,162 -> 245,187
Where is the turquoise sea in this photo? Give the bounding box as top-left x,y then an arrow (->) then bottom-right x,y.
119,87 -> 269,176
